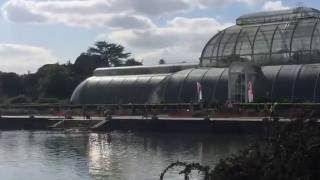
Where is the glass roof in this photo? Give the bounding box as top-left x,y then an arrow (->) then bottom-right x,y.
200,7 -> 320,67
236,7 -> 320,25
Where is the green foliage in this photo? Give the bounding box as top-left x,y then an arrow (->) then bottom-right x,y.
87,41 -> 131,67
37,98 -> 60,104
124,58 -> 142,66
159,59 -> 166,64
212,118 -> 320,180
161,117 -> 320,180
254,96 -> 270,103
0,72 -> 24,97
74,53 -> 105,79
192,110 -> 213,117
37,64 -> 76,99
22,73 -> 39,100
160,161 -> 210,180
0,96 -> 8,104
280,98 -> 291,103
0,41 -> 140,103
8,95 -> 30,104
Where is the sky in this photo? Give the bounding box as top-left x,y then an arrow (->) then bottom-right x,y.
0,0 -> 319,74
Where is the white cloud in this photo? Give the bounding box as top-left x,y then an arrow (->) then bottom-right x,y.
1,0 -> 274,28
112,0 -> 191,16
103,17 -> 231,64
1,0 -> 154,28
262,1 -> 289,11
1,0 -> 47,23
0,44 -> 56,74
195,0 -> 269,7
0,0 -> 285,66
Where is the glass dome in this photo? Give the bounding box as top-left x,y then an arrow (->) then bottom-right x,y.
200,7 -> 320,67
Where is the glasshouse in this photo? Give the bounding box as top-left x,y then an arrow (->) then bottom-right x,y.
71,7 -> 320,105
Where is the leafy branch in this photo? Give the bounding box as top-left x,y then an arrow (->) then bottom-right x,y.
160,161 -> 210,180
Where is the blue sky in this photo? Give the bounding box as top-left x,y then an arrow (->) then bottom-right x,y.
0,0 -> 319,73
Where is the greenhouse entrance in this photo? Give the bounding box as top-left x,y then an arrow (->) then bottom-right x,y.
228,63 -> 257,103
229,73 -> 247,103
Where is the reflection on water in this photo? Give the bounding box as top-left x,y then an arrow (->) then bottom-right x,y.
0,131 -> 90,180
0,131 -> 253,180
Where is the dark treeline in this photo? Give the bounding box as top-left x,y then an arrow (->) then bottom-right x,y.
0,41 -> 142,104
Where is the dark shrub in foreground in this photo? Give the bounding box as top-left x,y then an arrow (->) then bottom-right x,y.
161,118 -> 320,180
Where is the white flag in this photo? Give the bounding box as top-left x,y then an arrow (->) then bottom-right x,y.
196,82 -> 203,102
248,81 -> 254,103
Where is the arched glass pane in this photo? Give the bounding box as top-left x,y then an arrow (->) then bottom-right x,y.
256,66 -> 282,101
253,25 -> 277,64
121,76 -> 138,104
272,65 -> 301,101
235,26 -> 258,61
311,21 -> 320,61
179,68 -> 208,103
70,80 -> 88,104
270,23 -> 295,64
217,26 -> 241,64
82,77 -> 100,104
201,31 -> 224,66
146,75 -> 167,103
202,32 -> 223,59
212,68 -> 228,103
107,77 -> 125,104
291,19 -> 315,63
163,69 -> 194,103
134,76 -> 152,103
201,68 -> 225,104
294,64 -> 319,102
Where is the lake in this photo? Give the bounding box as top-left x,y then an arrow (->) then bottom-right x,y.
0,131 -> 253,180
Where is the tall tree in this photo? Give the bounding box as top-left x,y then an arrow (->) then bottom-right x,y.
87,41 -> 131,67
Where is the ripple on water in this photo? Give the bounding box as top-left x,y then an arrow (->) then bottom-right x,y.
0,131 -> 253,180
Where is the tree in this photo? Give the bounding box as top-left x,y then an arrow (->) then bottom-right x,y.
37,64 -> 75,99
0,72 -> 24,97
22,73 -> 39,100
124,58 -> 143,66
159,59 -> 166,65
74,53 -> 105,80
87,41 -> 131,67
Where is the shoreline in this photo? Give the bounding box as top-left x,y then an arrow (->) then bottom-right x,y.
0,115 -> 296,134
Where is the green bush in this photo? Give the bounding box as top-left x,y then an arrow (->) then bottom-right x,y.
37,98 -> 60,104
0,96 -> 8,104
212,118 -> 320,180
192,110 -> 213,117
254,96 -> 270,103
8,95 -> 30,104
161,117 -> 320,180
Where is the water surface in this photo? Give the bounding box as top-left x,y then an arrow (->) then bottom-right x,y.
0,131 -> 253,180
